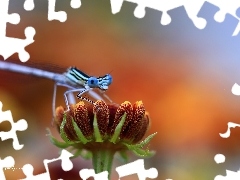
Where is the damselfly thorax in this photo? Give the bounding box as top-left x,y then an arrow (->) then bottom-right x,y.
64,67 -> 112,90
0,60 -> 113,123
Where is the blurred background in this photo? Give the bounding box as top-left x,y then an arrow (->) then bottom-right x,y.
1,0 -> 240,179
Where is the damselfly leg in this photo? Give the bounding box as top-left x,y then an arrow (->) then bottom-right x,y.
97,89 -> 113,103
52,83 -> 75,126
51,82 -> 102,126
64,87 -> 105,107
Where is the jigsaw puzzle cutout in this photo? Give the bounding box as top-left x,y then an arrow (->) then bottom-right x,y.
79,159 -> 158,180
0,156 -> 15,180
24,0 -> 81,22
70,0 -> 82,9
20,149 -> 74,180
0,0 -> 35,62
79,169 -> 109,180
232,83 -> 240,95
214,107 -> 240,180
0,101 -> 28,150
48,0 -> 67,22
48,0 -> 82,21
1,1 -> 240,179
20,157 -> 158,180
24,0 -> 35,11
116,159 -> 158,180
110,0 -> 206,29
110,0 -> 240,35
207,0 -> 240,36
214,154 -> 226,164
219,122 -> 240,138
214,170 -> 240,180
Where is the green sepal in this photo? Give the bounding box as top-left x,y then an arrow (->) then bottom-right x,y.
46,128 -> 70,148
60,114 -> 71,143
132,147 -> 155,157
135,132 -> 157,148
123,132 -> 157,157
124,143 -> 155,157
93,113 -> 103,142
110,113 -> 127,144
72,118 -> 91,144
49,134 -> 70,148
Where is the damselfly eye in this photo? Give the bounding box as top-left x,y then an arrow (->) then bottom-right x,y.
105,74 -> 112,85
87,77 -> 99,88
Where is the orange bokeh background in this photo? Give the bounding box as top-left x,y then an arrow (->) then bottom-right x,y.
1,1 -> 240,179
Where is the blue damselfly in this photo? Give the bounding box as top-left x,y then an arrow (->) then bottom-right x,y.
0,60 -> 113,121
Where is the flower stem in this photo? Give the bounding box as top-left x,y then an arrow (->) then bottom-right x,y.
92,148 -> 115,179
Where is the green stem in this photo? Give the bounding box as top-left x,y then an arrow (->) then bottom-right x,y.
92,148 -> 115,179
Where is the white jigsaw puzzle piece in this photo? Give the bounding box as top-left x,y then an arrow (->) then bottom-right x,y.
0,101 -> 28,150
20,150 -> 74,180
0,0 -> 36,62
0,156 -> 15,180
